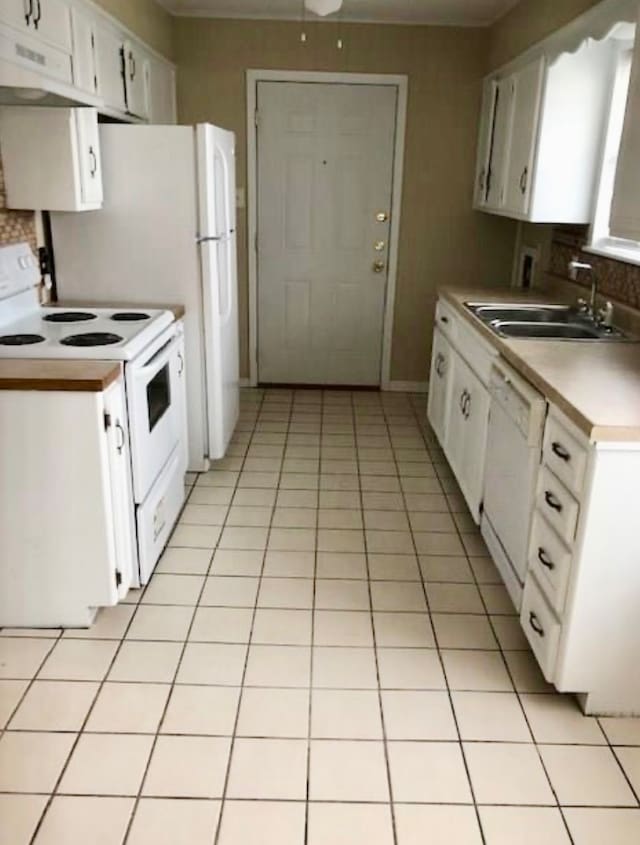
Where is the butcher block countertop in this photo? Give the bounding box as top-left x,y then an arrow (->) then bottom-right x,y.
441,287 -> 640,443
0,360 -> 122,392
55,300 -> 186,320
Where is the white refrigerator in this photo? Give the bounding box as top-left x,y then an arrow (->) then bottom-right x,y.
50,123 -> 240,471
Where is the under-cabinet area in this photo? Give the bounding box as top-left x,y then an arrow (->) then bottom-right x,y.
428,290 -> 640,715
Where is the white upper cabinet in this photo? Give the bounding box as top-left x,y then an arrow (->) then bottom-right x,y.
1,0 -> 72,53
71,5 -> 98,95
93,22 -> 127,113
147,55 -> 177,124
123,39 -> 150,119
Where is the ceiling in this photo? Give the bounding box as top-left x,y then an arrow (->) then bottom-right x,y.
158,0 -> 521,27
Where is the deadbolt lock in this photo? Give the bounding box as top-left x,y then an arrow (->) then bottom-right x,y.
375,211 -> 389,222
372,261 -> 386,273
374,240 -> 386,252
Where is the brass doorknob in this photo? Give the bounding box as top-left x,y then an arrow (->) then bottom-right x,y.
372,261 -> 386,273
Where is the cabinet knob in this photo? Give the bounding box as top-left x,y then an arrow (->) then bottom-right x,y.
544,491 -> 563,513
537,547 -> 555,571
551,441 -> 571,462
529,611 -> 545,637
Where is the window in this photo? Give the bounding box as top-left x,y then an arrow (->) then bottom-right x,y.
588,42 -> 640,262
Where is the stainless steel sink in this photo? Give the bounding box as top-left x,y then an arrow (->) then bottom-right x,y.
464,301 -> 630,342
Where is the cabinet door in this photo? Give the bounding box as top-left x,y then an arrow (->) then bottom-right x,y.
94,23 -> 126,113
32,0 -> 72,53
71,6 -> 97,94
427,326 -> 453,447
503,58 -> 545,216
486,77 -> 514,210
147,56 -> 176,124
123,40 -> 149,119
0,0 -> 31,34
474,79 -> 498,207
103,380 -> 136,599
76,108 -> 103,206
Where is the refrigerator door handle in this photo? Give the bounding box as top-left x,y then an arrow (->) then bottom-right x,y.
196,234 -> 223,244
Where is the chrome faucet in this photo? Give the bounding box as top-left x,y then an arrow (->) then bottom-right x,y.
568,257 -> 598,317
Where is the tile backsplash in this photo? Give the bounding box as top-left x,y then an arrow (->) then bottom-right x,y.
549,225 -> 640,312
0,150 -> 37,250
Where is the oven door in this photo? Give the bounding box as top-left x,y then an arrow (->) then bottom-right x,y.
126,325 -> 181,503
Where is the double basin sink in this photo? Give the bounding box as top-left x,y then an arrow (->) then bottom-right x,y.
465,302 -> 629,342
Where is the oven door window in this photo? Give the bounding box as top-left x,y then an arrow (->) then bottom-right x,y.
146,363 -> 172,432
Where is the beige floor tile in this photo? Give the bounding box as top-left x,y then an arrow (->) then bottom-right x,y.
9,680 -> 97,731
309,740 -> 389,801
189,486 -> 234,505
0,794 -> 48,845
237,687 -> 310,737
388,741 -> 472,803
383,689 -> 457,739
161,685 -> 240,735
226,738 -> 307,799
377,648 -> 446,689
272,507 -> 317,528
414,532 -> 464,556
169,524 -> 221,549
408,512 -> 456,533
127,605 -> 193,641
564,808 -> 640,845
180,504 -> 228,526
268,527 -> 316,552
366,530 -> 415,555
176,642 -> 247,686
234,488 -> 277,507
197,470 -> 239,487
218,526 -> 269,550
368,554 -> 420,581
314,610 -> 373,647
257,577 -> 313,609
318,528 -> 365,553
211,549 -> 264,576
225,506 -> 272,527
400,477 -> 443,494
0,679 -> 27,728
315,579 -> 370,610
108,641 -> 182,683
600,717 -> 640,745
279,473 -> 319,490
452,691 -> 532,741
521,693 -> 606,744
326,490 -> 368,509
308,803 -> 394,845
0,638 -> 54,679
403,492 -> 449,512
244,645 -> 311,687
420,554 -> 474,583
217,800 -> 305,845
86,682 -> 170,733
312,646 -> 378,689
470,556 -> 502,584
251,609 -> 312,645
0,731 -> 75,792
128,799 -> 221,845
504,650 -> 554,693
189,607 -> 254,643
462,533 -> 490,557
321,473 -> 361,491
319,509 -> 363,529
34,796 -> 134,845
316,552 -> 367,579
238,471 -> 280,488
142,574 -> 204,606
442,650 -> 513,691
277,489 -> 318,508
364,511 -> 410,531
311,689 -> 383,739
492,616 -> 530,650
426,583 -> 485,614
540,745 -> 637,806
479,806 -> 570,844
464,743 -> 555,805
263,550 -> 315,578
395,804 -> 483,845
370,581 -> 427,612
64,604 -> 135,640
479,583 -> 516,614
143,735 -> 231,798
59,733 -> 153,795
373,612 -> 435,648
432,614 -> 498,650
156,547 -> 212,575
39,639 -> 118,681
199,575 -> 259,608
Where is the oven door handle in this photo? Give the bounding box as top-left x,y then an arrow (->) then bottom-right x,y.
134,336 -> 178,380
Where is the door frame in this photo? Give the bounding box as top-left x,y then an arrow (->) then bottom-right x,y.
246,69 -> 408,388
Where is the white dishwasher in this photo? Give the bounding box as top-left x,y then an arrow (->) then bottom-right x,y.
481,360 -> 547,610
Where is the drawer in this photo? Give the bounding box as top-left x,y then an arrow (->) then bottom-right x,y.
529,511 -> 573,614
435,299 -> 458,344
537,466 -> 579,545
543,413 -> 588,496
521,573 -> 561,682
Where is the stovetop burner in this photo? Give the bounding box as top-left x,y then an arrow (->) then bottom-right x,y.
44,312 -> 98,323
0,334 -> 46,346
60,332 -> 123,348
111,312 -> 151,322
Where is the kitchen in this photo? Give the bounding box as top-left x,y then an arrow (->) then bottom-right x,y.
1,0 -> 640,842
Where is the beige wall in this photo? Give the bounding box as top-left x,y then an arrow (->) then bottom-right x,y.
93,0 -> 174,59
174,18 -> 516,383
488,0 -> 602,69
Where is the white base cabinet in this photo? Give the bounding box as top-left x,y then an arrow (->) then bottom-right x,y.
0,375 -> 136,627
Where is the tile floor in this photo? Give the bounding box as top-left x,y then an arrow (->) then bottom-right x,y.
1,388 -> 640,844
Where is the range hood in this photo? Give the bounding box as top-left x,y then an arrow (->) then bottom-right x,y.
0,58 -> 102,108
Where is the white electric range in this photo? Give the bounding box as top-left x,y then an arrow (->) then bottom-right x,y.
0,243 -> 188,586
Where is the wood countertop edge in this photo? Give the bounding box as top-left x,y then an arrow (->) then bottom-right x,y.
439,287 -> 640,443
0,361 -> 122,392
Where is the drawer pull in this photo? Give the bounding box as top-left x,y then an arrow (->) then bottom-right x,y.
529,611 -> 545,637
544,491 -> 563,513
537,547 -> 555,571
440,315 -> 449,324
552,441 -> 571,462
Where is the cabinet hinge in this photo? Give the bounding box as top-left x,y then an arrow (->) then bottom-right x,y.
254,110 -> 259,129
115,570 -> 122,587
103,412 -> 112,431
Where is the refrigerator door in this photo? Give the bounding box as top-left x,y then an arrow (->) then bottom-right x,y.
197,124 -> 240,459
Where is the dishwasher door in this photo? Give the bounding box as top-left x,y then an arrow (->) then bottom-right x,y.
483,362 -> 546,586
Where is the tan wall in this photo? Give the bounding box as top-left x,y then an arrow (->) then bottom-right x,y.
488,0 -> 602,69
93,0 -> 174,59
174,18 -> 516,383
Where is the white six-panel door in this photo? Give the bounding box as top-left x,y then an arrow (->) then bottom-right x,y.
257,81 -> 397,385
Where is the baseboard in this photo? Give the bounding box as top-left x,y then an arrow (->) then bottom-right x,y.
382,380 -> 429,394
239,378 -> 252,388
